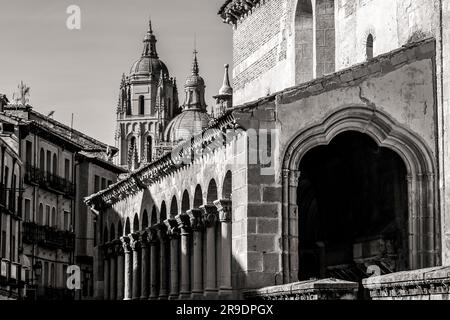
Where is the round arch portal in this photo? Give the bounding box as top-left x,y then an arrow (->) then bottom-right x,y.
281,106 -> 439,284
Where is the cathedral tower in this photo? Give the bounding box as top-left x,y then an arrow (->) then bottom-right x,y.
212,64 -> 233,118
115,20 -> 179,170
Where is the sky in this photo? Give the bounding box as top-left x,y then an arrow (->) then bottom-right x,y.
0,0 -> 232,145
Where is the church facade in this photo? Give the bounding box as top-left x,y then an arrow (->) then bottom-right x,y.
86,0 -> 450,300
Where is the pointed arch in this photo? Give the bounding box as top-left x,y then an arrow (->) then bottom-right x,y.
206,179 -> 218,204
151,206 -> 157,225
366,34 -> 374,60
193,185 -> 203,208
170,196 -> 178,218
118,221 -> 123,237
142,210 -> 149,229
222,171 -> 232,200
181,190 -> 190,212
133,213 -> 140,232
160,201 -> 167,222
125,217 -> 131,235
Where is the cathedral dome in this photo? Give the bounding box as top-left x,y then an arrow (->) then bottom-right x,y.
164,110 -> 211,143
130,57 -> 169,77
129,20 -> 169,78
185,74 -> 205,87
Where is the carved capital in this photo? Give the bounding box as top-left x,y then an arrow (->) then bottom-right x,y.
120,236 -> 132,253
113,239 -> 124,256
200,204 -> 218,228
103,242 -> 112,258
187,209 -> 204,232
156,223 -> 168,242
145,227 -> 159,244
130,233 -> 141,251
164,218 -> 180,239
140,231 -> 149,248
175,213 -> 191,235
214,199 -> 232,222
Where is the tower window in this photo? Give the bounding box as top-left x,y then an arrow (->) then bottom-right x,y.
139,95 -> 145,115
366,34 -> 374,60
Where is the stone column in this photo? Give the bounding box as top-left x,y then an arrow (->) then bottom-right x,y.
121,236 -> 133,300
214,199 -> 232,299
147,228 -> 159,300
109,244 -> 117,300
140,232 -> 150,300
157,224 -> 169,300
187,209 -> 204,299
176,213 -> 191,299
130,233 -> 141,300
103,244 -> 110,300
165,219 -> 180,300
115,240 -> 125,300
200,204 -> 219,299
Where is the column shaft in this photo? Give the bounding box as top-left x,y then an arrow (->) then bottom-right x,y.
140,243 -> 150,299
103,258 -> 110,300
109,255 -> 117,300
117,252 -> 124,300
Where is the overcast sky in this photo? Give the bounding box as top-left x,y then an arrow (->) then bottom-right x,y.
0,0 -> 232,145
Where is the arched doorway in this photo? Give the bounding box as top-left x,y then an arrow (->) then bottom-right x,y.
281,107 -> 438,285
297,132 -> 408,283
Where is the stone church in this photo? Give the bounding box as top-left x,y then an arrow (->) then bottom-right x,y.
85,0 -> 450,300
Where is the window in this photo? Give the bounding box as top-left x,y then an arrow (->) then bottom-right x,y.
1,231 -> 6,258
40,148 -> 45,171
64,211 -> 70,231
107,180 -> 113,187
24,199 -> 31,222
52,154 -> 58,175
43,262 -> 49,286
25,141 -> 32,165
101,177 -> 107,190
51,207 -> 57,228
366,34 -> 374,60
46,205 -> 50,226
38,204 -> 44,225
94,175 -> 100,193
64,159 -> 70,181
93,220 -> 97,247
46,150 -> 51,173
11,235 -> 15,262
139,95 -> 145,115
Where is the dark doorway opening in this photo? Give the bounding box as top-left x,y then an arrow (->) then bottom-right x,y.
297,132 -> 408,292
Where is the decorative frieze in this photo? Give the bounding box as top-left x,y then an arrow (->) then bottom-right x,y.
219,0 -> 265,25
200,204 -> 219,228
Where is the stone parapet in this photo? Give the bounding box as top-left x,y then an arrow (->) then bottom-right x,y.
362,267 -> 450,300
243,278 -> 359,300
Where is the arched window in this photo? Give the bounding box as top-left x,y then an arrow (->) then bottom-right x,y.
39,148 -> 45,171
366,34 -> 374,60
51,207 -> 56,228
52,154 -> 58,175
110,223 -> 115,241
170,196 -> 178,218
160,201 -> 167,222
38,204 -> 44,225
139,95 -> 145,115
142,210 -> 149,229
103,227 -> 108,244
118,221 -> 123,237
146,136 -> 153,163
126,88 -> 131,115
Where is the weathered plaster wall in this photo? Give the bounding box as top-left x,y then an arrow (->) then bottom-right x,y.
335,0 -> 439,70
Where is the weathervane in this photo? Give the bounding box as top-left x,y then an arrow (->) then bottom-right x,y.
12,81 -> 31,106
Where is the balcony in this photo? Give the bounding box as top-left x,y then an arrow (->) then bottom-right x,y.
0,184 -> 23,217
25,164 -> 75,198
0,259 -> 28,288
22,222 -> 75,252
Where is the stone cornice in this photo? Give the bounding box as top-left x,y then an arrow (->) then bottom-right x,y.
84,112 -> 242,210
218,0 -> 265,25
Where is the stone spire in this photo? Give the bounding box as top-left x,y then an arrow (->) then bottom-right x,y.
219,64 -> 233,95
142,19 -> 158,58
213,64 -> 233,118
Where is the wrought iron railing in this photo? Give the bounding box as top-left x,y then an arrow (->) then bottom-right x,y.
22,222 -> 75,251
25,164 -> 75,197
